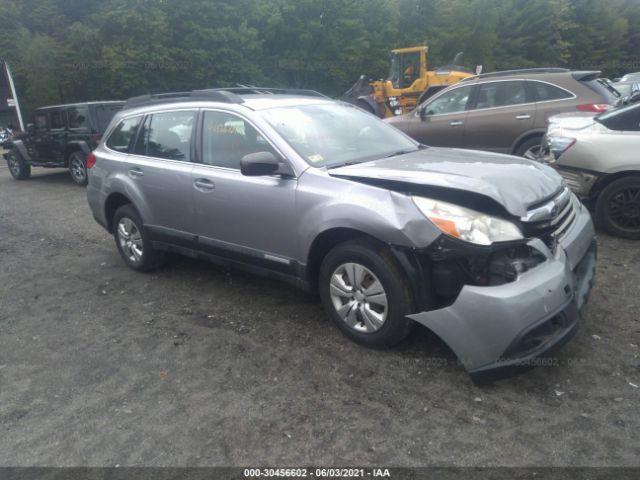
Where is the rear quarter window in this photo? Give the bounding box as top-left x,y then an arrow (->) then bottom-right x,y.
529,81 -> 574,101
106,116 -> 142,153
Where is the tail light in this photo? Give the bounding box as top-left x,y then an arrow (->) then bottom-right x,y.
548,136 -> 576,160
86,152 -> 97,169
576,103 -> 610,112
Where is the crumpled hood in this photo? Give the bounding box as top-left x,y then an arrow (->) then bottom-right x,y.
328,147 -> 563,217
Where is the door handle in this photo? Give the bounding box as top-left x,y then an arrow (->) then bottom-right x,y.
128,167 -> 144,178
516,114 -> 531,120
194,178 -> 215,191
449,120 -> 463,126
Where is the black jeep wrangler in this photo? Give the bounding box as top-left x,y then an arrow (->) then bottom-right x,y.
3,101 -> 124,185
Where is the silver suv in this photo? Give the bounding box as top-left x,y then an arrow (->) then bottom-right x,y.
87,88 -> 597,382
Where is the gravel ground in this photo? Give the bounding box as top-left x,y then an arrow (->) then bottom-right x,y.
0,162 -> 639,467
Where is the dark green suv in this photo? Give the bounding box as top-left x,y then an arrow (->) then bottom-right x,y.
3,101 -> 123,185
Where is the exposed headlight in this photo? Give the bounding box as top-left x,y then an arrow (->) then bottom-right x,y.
413,197 -> 523,245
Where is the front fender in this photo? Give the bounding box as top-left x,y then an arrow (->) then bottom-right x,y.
5,139 -> 31,161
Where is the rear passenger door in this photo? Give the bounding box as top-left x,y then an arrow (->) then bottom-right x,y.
191,109 -> 298,269
127,110 -> 197,238
463,80 -> 535,153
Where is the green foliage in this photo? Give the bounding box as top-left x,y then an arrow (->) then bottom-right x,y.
1,0 -> 639,115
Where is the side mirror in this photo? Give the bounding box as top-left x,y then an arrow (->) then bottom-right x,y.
240,151 -> 293,177
419,106 -> 432,119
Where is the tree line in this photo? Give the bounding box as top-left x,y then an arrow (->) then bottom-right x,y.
1,0 -> 639,114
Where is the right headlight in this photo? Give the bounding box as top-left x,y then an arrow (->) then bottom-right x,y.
413,196 -> 523,246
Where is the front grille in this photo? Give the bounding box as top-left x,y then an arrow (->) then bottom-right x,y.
522,188 -> 577,249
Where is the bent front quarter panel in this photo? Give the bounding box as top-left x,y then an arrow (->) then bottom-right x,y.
294,168 -> 442,262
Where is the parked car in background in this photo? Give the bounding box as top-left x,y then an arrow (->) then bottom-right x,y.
540,102 -> 640,239
618,72 -> 640,82
386,68 -> 618,159
612,81 -> 640,99
86,87 -> 596,382
3,101 -> 124,185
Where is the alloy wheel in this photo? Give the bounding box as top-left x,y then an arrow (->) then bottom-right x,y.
117,217 -> 144,263
7,154 -> 20,177
69,154 -> 87,183
608,187 -> 640,231
329,262 -> 388,333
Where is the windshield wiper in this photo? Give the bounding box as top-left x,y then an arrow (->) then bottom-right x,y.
384,147 -> 422,158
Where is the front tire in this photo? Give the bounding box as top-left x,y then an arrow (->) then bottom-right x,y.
595,176 -> 640,239
6,147 -> 31,180
113,204 -> 165,271
68,150 -> 88,186
318,238 -> 415,348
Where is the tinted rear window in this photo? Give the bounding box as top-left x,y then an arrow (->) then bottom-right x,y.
94,104 -> 124,132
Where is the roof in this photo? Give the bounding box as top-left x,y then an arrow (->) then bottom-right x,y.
35,101 -> 125,111
121,87 -> 330,112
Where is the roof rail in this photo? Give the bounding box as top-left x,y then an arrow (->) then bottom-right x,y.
460,68 -> 570,81
123,87 -> 328,110
197,86 -> 329,98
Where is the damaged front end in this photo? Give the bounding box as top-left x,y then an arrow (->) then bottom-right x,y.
391,191 -> 597,383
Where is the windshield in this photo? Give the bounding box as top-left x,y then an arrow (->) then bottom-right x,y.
260,103 -> 418,168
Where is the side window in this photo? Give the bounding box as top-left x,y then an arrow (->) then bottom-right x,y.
424,85 -> 472,115
34,113 -> 48,131
201,111 -> 276,169
49,109 -> 66,130
142,111 -> 195,161
475,81 -> 529,109
530,81 -> 573,101
67,106 -> 90,129
106,116 -> 142,153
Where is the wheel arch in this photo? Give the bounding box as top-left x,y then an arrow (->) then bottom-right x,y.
63,141 -> 90,167
511,129 -> 546,156
305,227 -> 383,290
592,170 -> 640,197
104,192 -> 134,233
7,139 -> 31,162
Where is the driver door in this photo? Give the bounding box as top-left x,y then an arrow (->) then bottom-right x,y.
397,84 -> 474,147
191,110 -> 298,269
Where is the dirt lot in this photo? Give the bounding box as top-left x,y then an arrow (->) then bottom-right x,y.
0,161 -> 638,467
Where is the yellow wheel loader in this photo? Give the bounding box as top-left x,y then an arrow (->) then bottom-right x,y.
342,46 -> 474,118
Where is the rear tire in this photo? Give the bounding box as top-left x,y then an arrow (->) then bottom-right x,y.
6,147 -> 31,180
68,150 -> 88,186
318,238 -> 415,348
595,176 -> 640,239
113,204 -> 165,271
515,136 -> 543,160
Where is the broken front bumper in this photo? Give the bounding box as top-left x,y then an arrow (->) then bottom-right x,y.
408,202 -> 597,383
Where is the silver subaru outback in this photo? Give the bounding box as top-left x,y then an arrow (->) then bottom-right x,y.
86,88 -> 597,382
